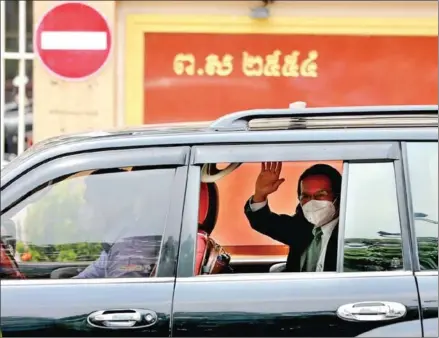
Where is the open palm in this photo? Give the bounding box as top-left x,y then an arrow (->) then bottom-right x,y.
254,162 -> 285,201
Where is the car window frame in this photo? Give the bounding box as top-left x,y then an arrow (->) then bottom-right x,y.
401,141 -> 438,273
178,141 -> 412,278
1,146 -> 190,285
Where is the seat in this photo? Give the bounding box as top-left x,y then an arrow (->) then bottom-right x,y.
195,182 -> 231,275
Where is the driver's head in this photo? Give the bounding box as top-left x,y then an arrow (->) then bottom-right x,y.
297,164 -> 341,227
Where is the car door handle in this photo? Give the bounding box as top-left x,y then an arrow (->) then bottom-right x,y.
87,309 -> 158,329
337,301 -> 407,322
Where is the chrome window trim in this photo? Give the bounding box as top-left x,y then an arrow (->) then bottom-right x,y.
231,256 -> 286,265
414,271 -> 438,277
177,270 -> 413,283
0,277 -> 175,287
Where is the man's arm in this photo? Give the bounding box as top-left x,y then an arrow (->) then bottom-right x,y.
72,250 -> 107,279
244,197 -> 302,247
244,162 -> 312,247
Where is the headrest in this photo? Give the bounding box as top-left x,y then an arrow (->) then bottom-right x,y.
198,182 -> 219,235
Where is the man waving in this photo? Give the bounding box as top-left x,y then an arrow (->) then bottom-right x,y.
244,162 -> 342,273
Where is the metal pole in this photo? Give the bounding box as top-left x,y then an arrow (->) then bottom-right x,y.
0,0 -> 6,164
17,0 -> 26,155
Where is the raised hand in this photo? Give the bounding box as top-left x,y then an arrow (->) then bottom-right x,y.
253,162 -> 285,203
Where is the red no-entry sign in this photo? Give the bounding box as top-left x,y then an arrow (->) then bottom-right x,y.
35,2 -> 112,81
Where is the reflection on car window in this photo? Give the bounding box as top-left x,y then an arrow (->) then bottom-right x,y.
406,142 -> 438,271
1,167 -> 175,279
343,162 -> 403,272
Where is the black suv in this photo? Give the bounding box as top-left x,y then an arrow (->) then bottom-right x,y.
0,104 -> 437,337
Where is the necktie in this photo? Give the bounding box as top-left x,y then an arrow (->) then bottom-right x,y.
303,227 -> 323,272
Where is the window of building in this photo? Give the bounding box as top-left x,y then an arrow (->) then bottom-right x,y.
0,166 -> 175,279
405,142 -> 438,271
1,0 -> 34,163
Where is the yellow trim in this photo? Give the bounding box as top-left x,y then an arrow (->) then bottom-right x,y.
125,14 -> 438,126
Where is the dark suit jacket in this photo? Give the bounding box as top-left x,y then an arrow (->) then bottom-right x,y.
244,199 -> 339,272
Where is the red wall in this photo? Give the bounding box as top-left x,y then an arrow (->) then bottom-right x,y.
144,33 -> 437,124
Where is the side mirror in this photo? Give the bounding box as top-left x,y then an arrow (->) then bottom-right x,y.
1,218 -> 17,257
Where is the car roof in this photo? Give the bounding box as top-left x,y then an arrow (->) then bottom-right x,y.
1,104 -> 437,186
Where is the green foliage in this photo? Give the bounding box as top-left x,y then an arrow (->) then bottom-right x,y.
344,237 -> 438,271
417,237 -> 438,270
20,177 -> 101,263
15,241 -> 25,254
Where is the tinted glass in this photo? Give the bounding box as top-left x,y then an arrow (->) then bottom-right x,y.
0,167 -> 175,279
406,142 -> 438,271
343,162 -> 403,272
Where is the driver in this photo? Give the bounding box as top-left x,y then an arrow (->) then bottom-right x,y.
73,168 -> 161,279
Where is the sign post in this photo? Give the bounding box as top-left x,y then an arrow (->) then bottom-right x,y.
34,2 -> 112,81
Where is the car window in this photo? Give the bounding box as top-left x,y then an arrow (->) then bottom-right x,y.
190,158 -> 403,277
343,162 -> 403,272
193,160 -> 345,276
0,167 -> 175,280
405,142 -> 438,271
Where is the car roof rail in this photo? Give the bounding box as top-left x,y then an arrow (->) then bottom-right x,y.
209,102 -> 439,131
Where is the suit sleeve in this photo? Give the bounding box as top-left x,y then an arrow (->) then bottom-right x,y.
244,198 -> 301,247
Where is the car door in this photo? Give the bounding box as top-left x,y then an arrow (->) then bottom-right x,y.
402,142 -> 438,337
172,141 -> 421,337
0,146 -> 189,337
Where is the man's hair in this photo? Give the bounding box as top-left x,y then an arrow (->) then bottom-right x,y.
297,164 -> 342,198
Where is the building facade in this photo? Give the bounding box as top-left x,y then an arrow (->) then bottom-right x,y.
1,0 -> 438,255
2,1 -> 437,143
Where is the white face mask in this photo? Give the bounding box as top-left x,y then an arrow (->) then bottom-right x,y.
302,200 -> 336,227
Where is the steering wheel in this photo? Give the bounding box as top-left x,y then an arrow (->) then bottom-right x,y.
0,241 -> 25,279
201,163 -> 242,183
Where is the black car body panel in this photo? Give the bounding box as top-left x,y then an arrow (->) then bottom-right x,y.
415,272 -> 438,334
1,280 -> 175,337
356,319 -> 423,337
172,273 -> 420,337
1,105 -> 437,337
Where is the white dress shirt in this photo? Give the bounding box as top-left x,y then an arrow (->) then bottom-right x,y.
249,198 -> 338,272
